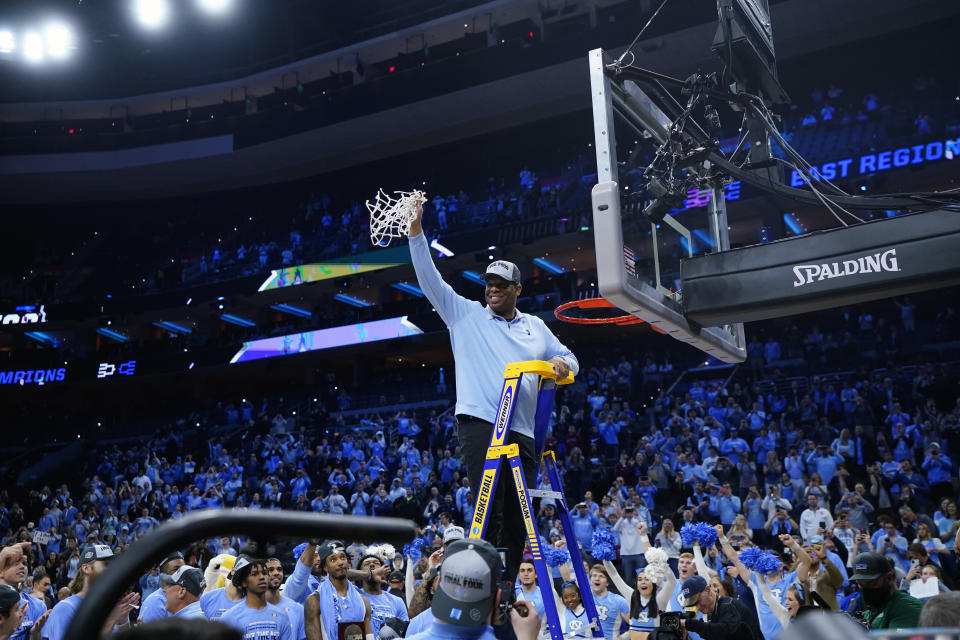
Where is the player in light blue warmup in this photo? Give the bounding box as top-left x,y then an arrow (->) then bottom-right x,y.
222,556 -> 294,640
304,541 -> 371,640
514,560 -> 545,619
41,545 -> 139,640
199,565 -> 244,621
266,558 -> 306,640
357,554 -> 407,639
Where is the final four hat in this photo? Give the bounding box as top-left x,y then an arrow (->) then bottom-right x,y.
80,544 -> 115,565
481,260 -> 521,284
443,526 -> 465,544
681,575 -> 708,606
431,538 -> 503,626
160,566 -> 206,597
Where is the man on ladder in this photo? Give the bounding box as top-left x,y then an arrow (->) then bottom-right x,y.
408,201 -> 579,582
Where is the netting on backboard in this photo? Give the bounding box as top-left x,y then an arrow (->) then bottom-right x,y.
367,189 -> 428,247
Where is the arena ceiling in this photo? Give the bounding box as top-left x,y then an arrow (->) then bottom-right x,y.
0,0 -> 498,101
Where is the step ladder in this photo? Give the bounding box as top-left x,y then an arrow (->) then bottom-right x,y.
468,360 -> 604,640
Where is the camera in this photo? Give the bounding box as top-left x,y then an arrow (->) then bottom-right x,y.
651,611 -> 696,640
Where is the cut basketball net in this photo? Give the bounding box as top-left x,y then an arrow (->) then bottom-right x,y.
555,296 -> 667,333
367,188 -> 427,247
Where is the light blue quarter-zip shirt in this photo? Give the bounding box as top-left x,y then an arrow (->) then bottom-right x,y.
410,232 -> 579,438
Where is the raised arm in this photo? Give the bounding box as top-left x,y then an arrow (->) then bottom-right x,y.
603,559 -> 634,600
713,525 -> 749,578
692,541 -> 713,579
780,534 -> 812,581
408,202 -> 470,326
754,570 -> 790,628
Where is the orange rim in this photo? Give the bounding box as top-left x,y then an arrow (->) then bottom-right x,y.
554,297 -> 666,333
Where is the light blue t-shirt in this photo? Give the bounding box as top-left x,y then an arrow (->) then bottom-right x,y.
200,587 -> 243,621
174,601 -> 206,619
409,232 -> 579,439
40,594 -> 82,640
272,596 -> 305,640
222,600 -> 295,640
406,608 -> 436,637
12,592 -> 47,640
592,590 -> 629,639
514,585 -> 545,618
361,589 -> 408,638
138,587 -> 169,623
750,571 -> 796,640
316,579 -> 366,640
406,619 -> 497,640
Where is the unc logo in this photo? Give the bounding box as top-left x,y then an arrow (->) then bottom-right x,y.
597,605 -> 608,620
638,612 -> 649,623
570,620 -> 583,630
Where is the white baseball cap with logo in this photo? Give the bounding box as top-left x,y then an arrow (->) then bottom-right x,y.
431,538 -> 503,626
481,260 -> 521,285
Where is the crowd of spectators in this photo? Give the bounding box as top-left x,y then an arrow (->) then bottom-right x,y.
1,282 -> 958,637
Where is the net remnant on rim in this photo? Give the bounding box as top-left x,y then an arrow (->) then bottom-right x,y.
555,297 -> 666,333
367,188 -> 428,247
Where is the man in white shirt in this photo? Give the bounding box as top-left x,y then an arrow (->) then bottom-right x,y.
613,505 -> 646,580
799,494 -> 833,542
761,485 -> 792,520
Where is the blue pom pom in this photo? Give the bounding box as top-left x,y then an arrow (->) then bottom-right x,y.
694,522 -> 718,547
738,547 -> 764,570
755,552 -> 783,575
591,528 -> 617,551
680,523 -> 699,547
592,543 -> 616,561
292,542 -> 309,561
680,522 -> 718,547
403,543 -> 422,560
545,547 -> 570,567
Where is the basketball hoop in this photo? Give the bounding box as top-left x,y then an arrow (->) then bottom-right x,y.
367,188 -> 427,247
555,297 -> 666,333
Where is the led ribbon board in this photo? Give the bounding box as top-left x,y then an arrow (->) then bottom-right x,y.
230,316 -> 423,363
258,263 -> 403,291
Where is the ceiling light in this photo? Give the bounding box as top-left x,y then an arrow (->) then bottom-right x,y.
0,30 -> 14,54
23,31 -> 43,62
45,23 -> 72,59
134,0 -> 170,29
197,0 -> 232,15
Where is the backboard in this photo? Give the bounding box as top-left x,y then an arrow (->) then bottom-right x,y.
587,48 -> 746,363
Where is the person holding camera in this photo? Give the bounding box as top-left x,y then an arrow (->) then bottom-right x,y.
677,575 -> 762,640
680,576 -> 763,640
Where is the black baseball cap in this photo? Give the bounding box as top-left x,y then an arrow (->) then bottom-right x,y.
0,584 -> 19,614
158,551 -> 184,571
160,566 -> 205,597
431,538 -> 503,626
850,552 -> 892,581
317,540 -> 347,566
80,544 -> 115,565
